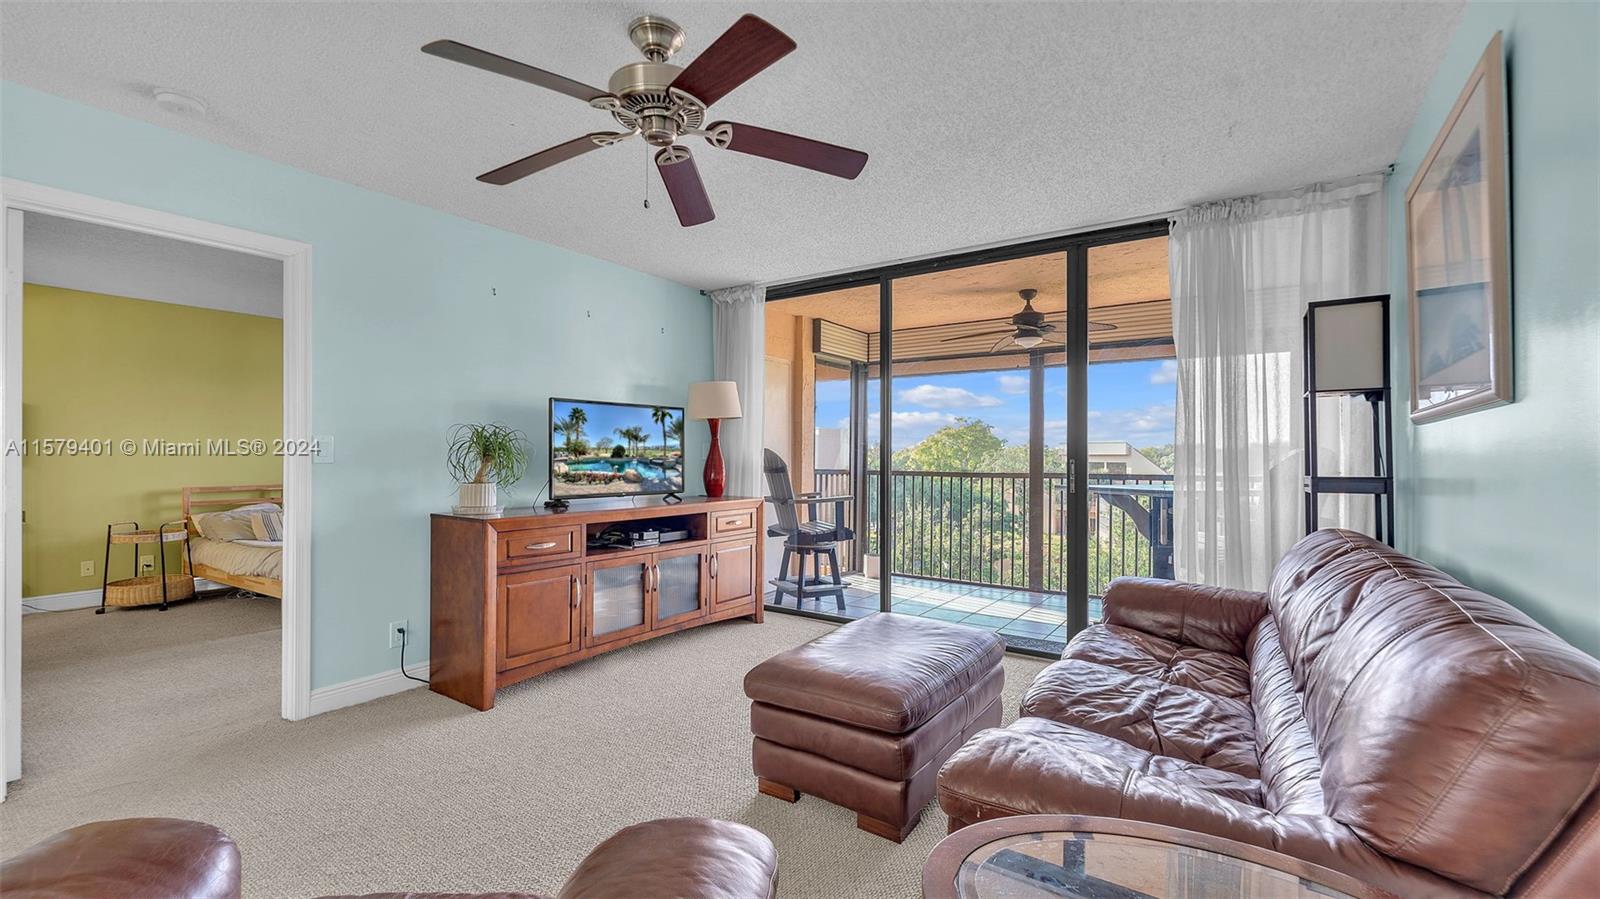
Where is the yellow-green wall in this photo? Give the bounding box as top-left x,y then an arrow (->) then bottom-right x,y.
22,284 -> 282,597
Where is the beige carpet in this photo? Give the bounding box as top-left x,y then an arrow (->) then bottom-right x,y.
2,598 -> 1046,898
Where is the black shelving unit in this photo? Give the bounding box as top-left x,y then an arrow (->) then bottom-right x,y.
1303,294 -> 1395,544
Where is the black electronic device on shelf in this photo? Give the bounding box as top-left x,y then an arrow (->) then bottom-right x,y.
588,525 -> 660,550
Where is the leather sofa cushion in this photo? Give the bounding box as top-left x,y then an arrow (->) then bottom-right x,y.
940,722 -> 1485,899
1023,656 -> 1260,779
1270,530 -> 1600,895
1067,622 -> 1253,700
556,818 -> 777,899
1246,617 -> 1325,816
744,613 -> 1003,734
750,664 -> 1004,779
1102,576 -> 1269,657
0,818 -> 241,899
939,717 -> 1265,816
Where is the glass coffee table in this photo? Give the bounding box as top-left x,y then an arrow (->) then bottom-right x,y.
923,816 -> 1394,899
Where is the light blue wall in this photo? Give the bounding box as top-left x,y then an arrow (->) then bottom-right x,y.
1387,1 -> 1599,656
1,82 -> 712,688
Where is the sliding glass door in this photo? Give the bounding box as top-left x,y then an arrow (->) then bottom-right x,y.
762,221 -> 1170,652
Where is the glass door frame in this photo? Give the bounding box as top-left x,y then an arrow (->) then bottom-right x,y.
767,218 -> 1169,646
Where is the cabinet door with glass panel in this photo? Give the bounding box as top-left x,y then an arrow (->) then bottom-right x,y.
584,555 -> 651,647
652,544 -> 708,628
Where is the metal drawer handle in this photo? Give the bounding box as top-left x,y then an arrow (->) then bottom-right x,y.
525,541 -> 559,551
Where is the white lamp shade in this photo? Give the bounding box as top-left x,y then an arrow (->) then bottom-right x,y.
687,380 -> 742,420
1311,301 -> 1386,393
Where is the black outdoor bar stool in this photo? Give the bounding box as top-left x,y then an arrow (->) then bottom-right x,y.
762,449 -> 853,611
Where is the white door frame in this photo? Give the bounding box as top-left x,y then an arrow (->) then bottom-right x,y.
0,178 -> 314,789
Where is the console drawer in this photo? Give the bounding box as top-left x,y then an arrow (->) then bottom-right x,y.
499,524 -> 582,566
712,508 -> 756,537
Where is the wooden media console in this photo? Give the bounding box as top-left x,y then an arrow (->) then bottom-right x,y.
430,495 -> 764,710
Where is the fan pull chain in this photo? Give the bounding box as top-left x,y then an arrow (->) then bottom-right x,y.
643,147 -> 651,210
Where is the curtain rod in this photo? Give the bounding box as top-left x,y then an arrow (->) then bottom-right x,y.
697,165 -> 1393,298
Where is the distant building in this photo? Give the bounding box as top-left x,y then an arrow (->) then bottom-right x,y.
1088,441 -> 1168,475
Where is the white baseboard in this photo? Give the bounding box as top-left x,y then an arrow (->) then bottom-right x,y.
20,579 -> 251,614
307,662 -> 430,716
20,589 -> 99,614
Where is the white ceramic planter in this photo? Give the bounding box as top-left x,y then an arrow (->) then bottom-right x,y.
455,482 -> 501,514
864,554 -> 881,579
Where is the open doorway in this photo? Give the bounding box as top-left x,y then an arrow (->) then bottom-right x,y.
1,181 -> 313,794
14,211 -> 284,787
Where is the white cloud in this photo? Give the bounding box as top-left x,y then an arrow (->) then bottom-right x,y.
1150,360 -> 1178,385
897,383 -> 1004,409
996,374 -> 1029,395
866,410 -> 962,448
1087,404 -> 1176,445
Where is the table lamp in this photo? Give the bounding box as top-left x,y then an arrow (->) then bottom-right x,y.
687,381 -> 742,498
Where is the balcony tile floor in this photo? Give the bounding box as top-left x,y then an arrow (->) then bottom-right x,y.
764,575 -> 1105,655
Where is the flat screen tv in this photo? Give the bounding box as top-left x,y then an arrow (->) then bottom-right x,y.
550,398 -> 685,500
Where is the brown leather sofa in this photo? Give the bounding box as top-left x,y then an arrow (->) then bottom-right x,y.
2,816 -> 778,899
937,529 -> 1600,898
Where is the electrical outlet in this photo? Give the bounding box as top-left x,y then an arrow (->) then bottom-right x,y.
138,555 -> 154,573
388,619 -> 409,649
80,560 -> 94,577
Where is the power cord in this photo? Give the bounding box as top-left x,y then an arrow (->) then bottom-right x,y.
397,626 -> 429,684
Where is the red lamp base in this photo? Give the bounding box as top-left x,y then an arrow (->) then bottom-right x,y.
703,418 -> 726,498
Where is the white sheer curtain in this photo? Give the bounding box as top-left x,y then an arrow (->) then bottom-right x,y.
1170,175 -> 1385,590
709,283 -> 766,498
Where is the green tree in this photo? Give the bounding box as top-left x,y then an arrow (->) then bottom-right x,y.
650,406 -> 673,455
615,426 -> 647,456
1138,443 -> 1175,473
565,406 -> 588,445
892,418 -> 1004,472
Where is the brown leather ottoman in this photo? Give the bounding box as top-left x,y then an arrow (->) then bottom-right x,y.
743,613 -> 1004,842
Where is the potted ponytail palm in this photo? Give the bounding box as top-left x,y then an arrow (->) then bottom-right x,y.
448,423 -> 529,514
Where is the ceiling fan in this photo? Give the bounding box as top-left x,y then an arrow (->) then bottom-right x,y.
422,14 -> 869,227
940,289 -> 1117,353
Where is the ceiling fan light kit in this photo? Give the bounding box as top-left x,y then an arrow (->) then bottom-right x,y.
423,13 -> 869,227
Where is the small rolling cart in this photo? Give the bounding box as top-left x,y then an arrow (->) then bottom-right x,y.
99,520 -> 195,613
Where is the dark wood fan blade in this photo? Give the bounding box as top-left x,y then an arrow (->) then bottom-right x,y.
990,335 -> 1015,353
655,147 -> 714,227
940,329 -> 1016,343
422,40 -> 610,103
478,133 -> 620,185
708,122 -> 868,179
670,15 -> 795,107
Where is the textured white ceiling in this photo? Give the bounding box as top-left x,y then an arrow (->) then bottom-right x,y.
23,212 -> 283,318
0,2 -> 1461,289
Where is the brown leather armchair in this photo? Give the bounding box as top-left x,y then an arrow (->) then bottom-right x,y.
937,529 -> 1600,898
2,817 -> 778,899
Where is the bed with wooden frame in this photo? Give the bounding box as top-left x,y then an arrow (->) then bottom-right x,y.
181,484 -> 283,599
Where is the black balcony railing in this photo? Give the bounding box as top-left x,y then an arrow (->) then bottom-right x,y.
813,468 -> 1173,596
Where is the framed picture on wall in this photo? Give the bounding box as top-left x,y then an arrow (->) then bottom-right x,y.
1405,31 -> 1512,423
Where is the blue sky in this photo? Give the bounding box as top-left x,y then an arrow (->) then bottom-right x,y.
552,399 -> 682,450
815,359 -> 1176,453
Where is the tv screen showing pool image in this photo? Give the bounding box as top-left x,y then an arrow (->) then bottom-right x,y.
550,398 -> 685,499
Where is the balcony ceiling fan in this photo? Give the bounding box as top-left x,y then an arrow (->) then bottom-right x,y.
423,14 -> 869,227
940,289 -> 1117,353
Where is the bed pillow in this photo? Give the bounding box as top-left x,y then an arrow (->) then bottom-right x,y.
193,502 -> 279,541
249,510 -> 284,542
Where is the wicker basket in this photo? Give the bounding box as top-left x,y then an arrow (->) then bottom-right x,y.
103,574 -> 196,607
